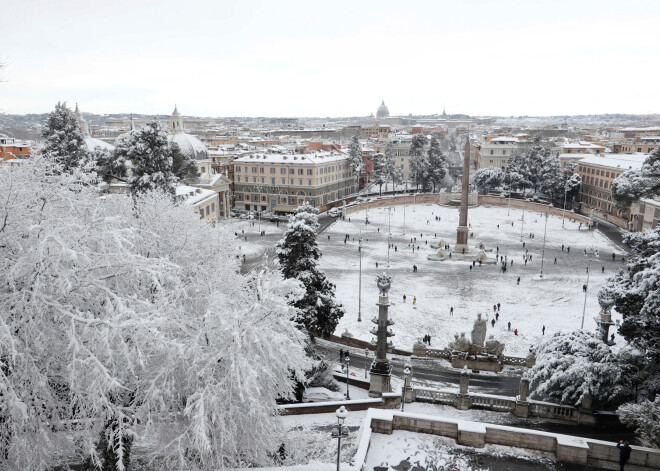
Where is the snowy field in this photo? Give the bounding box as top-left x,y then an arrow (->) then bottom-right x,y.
317,204 -> 625,357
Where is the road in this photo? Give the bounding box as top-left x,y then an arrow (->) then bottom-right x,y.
315,339 -> 521,396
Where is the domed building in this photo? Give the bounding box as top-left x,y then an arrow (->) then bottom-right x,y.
75,104 -> 115,153
167,105 -> 232,220
376,100 -> 390,119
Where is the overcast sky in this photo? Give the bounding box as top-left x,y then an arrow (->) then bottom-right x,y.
1,0 -> 659,117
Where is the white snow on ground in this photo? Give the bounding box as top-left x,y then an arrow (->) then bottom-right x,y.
318,204 -> 625,356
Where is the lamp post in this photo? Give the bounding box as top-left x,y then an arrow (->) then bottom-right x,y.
581,260 -> 592,330
401,363 -> 411,412
344,352 -> 350,400
358,238 -> 363,322
364,348 -> 369,379
331,406 -> 349,471
539,211 -> 549,278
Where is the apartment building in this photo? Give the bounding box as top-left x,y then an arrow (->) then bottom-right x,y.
576,153 -> 648,226
477,136 -> 529,170
233,151 -> 355,213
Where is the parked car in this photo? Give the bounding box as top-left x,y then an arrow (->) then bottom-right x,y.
301,387 -> 345,403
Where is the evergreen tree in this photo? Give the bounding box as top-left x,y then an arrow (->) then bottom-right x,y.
611,147 -> 660,211
276,203 -> 345,337
427,136 -> 447,193
348,134 -> 364,192
473,167 -> 504,194
170,141 -> 200,184
41,102 -> 89,171
409,134 -> 428,190
119,120 -> 177,195
372,152 -> 386,196
383,141 -> 402,191
525,330 -> 634,409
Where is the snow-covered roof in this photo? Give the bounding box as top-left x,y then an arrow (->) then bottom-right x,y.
578,153 -> 648,170
84,137 -> 114,152
175,185 -> 217,206
233,151 -> 348,165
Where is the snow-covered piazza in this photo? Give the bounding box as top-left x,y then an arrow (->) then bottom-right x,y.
3,1 -> 660,470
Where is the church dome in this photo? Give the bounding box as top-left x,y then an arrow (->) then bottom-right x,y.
167,105 -> 210,161
376,101 -> 390,119
168,132 -> 209,161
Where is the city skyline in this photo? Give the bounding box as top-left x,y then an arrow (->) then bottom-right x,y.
1,0 -> 660,117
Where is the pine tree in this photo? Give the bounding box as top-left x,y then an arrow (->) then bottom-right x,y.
409,134 -> 428,190
119,120 -> 177,195
427,136 -> 447,192
372,152 -> 386,196
383,141 -> 402,192
611,147 -> 660,211
525,330 -> 634,409
277,203 -> 345,337
170,141 -> 200,184
348,134 -> 364,192
41,102 -> 89,171
473,167 -> 504,194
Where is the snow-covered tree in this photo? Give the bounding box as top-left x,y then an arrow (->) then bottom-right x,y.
170,141 -> 200,184
427,136 -> 447,193
618,397 -> 660,448
117,119 -> 178,195
277,203 -> 345,337
348,134 -> 364,192
0,158 -> 310,470
372,152 -> 386,196
473,167 -> 504,194
525,330 -> 633,408
41,102 -> 89,171
409,134 -> 428,190
382,141 -> 402,191
611,147 -> 660,211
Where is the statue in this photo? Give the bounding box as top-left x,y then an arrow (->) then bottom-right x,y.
471,313 -> 488,347
484,335 -> 505,357
376,272 -> 393,296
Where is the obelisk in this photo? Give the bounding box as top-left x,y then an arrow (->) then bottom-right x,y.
455,130 -> 471,252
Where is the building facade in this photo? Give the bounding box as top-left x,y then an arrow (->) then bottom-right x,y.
233,151 -> 355,213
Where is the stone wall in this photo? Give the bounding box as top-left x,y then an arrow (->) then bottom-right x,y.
353,410 -> 660,471
478,195 -> 591,223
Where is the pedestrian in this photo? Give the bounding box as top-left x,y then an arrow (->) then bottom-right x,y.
491,319 -> 495,327
514,328 -> 518,336
517,276 -> 520,285
508,321 -> 511,331
497,302 -> 501,311
403,294 -> 407,303
617,440 -> 632,471
450,307 -> 454,315
413,296 -> 417,305
542,325 -> 545,335
495,312 -> 499,321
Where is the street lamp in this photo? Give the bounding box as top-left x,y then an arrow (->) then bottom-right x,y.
364,348 -> 370,379
331,406 -> 349,471
401,363 -> 412,412
539,211 -> 549,278
344,352 -> 350,400
358,238 -> 363,322
581,260 -> 592,330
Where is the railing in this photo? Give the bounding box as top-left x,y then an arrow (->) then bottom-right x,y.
415,388 -> 456,405
471,395 -> 514,412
